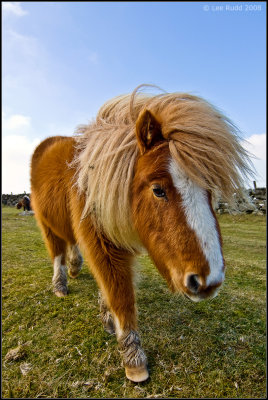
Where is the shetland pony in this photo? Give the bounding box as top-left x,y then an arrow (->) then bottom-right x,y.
16,195 -> 31,211
30,86 -> 252,382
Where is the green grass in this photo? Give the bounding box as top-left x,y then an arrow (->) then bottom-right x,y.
2,207 -> 266,398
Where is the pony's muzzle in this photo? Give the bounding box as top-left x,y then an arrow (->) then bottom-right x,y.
185,272 -> 224,301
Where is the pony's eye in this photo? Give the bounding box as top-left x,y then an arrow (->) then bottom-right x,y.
152,186 -> 166,199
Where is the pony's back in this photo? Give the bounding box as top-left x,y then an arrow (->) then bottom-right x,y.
30,135 -> 77,245
31,136 -> 70,169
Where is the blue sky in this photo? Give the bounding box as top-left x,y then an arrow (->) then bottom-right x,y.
2,1 -> 266,193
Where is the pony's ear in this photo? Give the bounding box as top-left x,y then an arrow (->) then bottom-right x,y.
135,109 -> 163,154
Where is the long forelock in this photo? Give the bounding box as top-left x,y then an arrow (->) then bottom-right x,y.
71,88 -> 254,251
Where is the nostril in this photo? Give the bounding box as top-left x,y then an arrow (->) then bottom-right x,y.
187,274 -> 201,294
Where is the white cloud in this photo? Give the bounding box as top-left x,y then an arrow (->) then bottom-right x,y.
242,133 -> 266,187
2,111 -> 76,194
2,111 -> 39,194
3,112 -> 31,131
2,2 -> 28,17
2,135 -> 40,194
243,134 -> 266,160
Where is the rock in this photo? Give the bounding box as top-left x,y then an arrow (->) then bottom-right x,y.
18,211 -> 35,216
5,345 -> 27,362
20,362 -> 32,375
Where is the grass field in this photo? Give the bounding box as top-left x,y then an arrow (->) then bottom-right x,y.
2,206 -> 266,398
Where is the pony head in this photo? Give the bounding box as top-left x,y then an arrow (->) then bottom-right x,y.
74,88 -> 253,302
16,201 -> 22,209
130,93 -> 253,302
132,109 -> 225,301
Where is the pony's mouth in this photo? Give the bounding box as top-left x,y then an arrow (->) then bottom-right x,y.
184,286 -> 220,302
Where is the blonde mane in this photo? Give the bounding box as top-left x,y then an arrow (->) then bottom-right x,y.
71,87 -> 254,251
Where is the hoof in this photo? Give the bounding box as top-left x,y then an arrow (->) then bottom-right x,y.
104,322 -> 115,335
125,365 -> 149,383
68,270 -> 79,279
54,289 -> 67,297
101,312 -> 115,335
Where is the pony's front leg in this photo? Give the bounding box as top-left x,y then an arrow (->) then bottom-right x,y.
81,233 -> 149,382
118,327 -> 148,383
103,267 -> 148,383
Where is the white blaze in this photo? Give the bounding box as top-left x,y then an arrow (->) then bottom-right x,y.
169,159 -> 224,286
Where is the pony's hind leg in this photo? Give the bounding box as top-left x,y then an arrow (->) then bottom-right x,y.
98,291 -> 115,335
38,222 -> 68,297
66,244 -> 83,279
52,253 -> 68,297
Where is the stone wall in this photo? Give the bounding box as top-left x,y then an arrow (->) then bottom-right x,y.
216,187 -> 266,215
